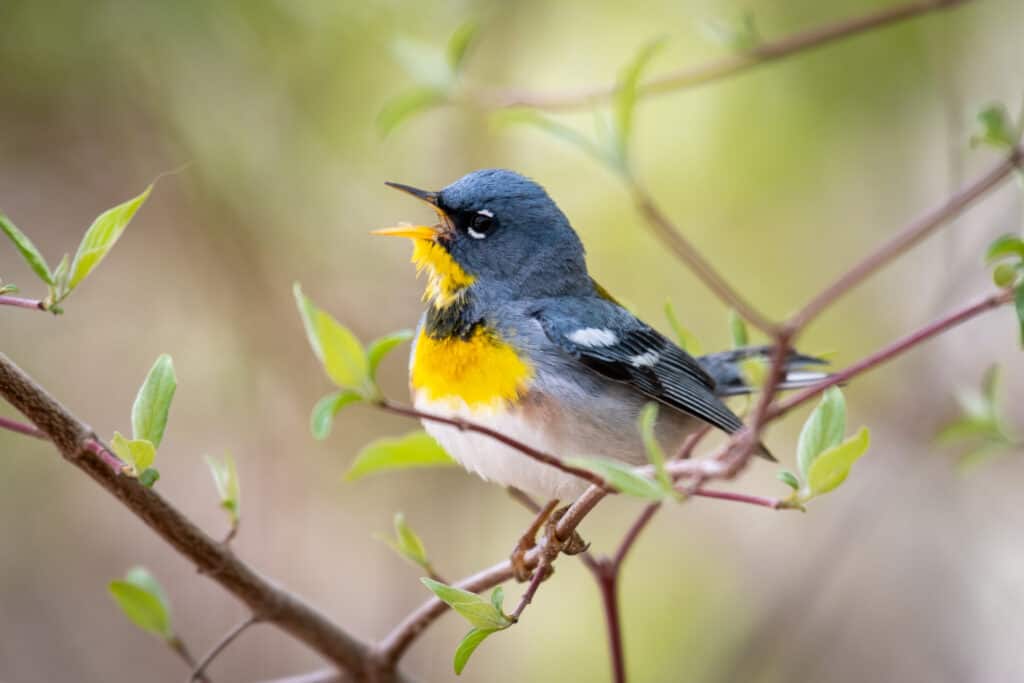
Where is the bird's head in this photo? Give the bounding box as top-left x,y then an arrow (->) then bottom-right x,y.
374,169 -> 588,308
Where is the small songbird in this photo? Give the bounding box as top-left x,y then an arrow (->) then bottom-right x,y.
374,169 -> 825,505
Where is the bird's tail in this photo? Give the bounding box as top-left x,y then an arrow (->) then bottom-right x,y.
698,346 -> 829,397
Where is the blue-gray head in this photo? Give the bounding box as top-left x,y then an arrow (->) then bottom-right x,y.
375,169 -> 591,303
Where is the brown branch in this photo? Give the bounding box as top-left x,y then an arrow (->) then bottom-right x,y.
788,146 -> 1022,331
376,399 -> 609,489
772,288 -> 1015,419
632,187 -> 778,334
168,636 -> 211,683
690,488 -> 786,509
0,352 -> 410,683
190,615 -> 261,682
482,0 -> 973,111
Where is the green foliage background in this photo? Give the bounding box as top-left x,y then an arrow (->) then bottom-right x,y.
1,1 -> 1022,681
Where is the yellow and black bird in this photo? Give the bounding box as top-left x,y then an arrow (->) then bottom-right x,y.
375,169 -> 825,504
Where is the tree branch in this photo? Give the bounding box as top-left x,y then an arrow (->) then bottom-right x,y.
632,186 -> 778,334
0,294 -> 46,311
481,0 -> 974,111
376,399 -> 609,489
190,615 -> 261,682
0,352 -> 409,683
771,288 -> 1015,419
788,146 -> 1022,330
0,414 -> 47,438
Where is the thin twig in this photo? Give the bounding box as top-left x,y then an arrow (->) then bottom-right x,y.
611,503 -> 661,572
377,399 -> 609,489
190,615 -> 261,682
481,0 -> 974,111
632,187 -> 778,334
168,636 -> 211,683
771,288 -> 1015,419
788,147 -> 1022,331
690,488 -> 785,509
0,295 -> 45,311
510,559 -> 550,621
0,414 -> 47,438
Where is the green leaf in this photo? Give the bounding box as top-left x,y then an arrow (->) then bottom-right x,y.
139,468 -> 160,487
663,299 -> 703,355
346,431 -> 455,481
131,354 -> 176,448
489,586 -> 505,614
67,184 -> 152,292
52,254 -> 70,291
454,628 -> 499,675
971,103 -> 1017,149
993,262 -> 1021,288
109,567 -> 172,639
385,512 -> 430,568
777,469 -> 800,490
310,390 -> 363,440
0,213 -> 53,285
1016,284 -> 1024,346
981,365 -> 1001,406
293,283 -> 370,392
111,432 -> 156,475
367,329 -> 414,380
567,457 -> 667,500
421,578 -> 512,630
985,234 -> 1024,264
936,416 -> 997,445
728,310 -> 749,348
612,38 -> 665,167
796,387 -> 847,479
446,21 -> 478,72
392,38 -> 453,89
806,427 -> 870,497
205,453 -> 240,522
638,403 -> 673,493
377,88 -> 447,137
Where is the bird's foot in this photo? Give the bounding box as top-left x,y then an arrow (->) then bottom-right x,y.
543,505 -> 589,559
510,499 -> 558,582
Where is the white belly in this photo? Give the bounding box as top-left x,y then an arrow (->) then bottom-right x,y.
414,391 -> 592,502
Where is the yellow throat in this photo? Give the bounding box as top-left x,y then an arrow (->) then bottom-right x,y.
411,239 -> 475,308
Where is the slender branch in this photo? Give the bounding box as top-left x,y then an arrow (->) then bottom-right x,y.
611,504 -> 661,572
690,488 -> 785,509
632,187 -> 778,334
168,636 -> 211,683
771,288 -> 1015,419
0,352 -> 408,683
376,399 -> 609,489
190,615 -> 261,682
788,146 -> 1022,330
481,0 -> 973,110
510,559 -> 550,621
592,566 -> 626,683
0,414 -> 47,438
0,294 -> 45,311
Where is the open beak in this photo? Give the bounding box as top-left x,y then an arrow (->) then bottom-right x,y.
373,181 -> 450,241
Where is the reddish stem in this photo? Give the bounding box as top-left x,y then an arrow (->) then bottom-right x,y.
691,488 -> 783,509
0,295 -> 45,311
0,414 -> 47,438
377,399 -> 609,489
771,288 -> 1014,419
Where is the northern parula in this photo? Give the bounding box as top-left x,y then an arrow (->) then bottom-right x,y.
374,169 -> 824,502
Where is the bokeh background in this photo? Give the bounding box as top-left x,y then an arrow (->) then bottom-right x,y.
2,1 -> 1023,681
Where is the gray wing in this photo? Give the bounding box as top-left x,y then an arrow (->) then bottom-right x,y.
534,297 -> 745,436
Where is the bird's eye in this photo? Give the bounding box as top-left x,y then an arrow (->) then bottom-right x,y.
467,210 -> 495,240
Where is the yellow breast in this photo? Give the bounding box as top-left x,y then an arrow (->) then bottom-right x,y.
411,327 -> 533,408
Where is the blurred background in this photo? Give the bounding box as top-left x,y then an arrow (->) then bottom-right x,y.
2,0 -> 1023,681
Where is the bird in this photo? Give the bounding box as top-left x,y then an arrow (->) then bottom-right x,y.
373,169 -> 824,558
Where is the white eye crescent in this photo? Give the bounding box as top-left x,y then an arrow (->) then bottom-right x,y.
468,209 -> 495,240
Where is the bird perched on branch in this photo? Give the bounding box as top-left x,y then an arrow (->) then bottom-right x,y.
375,169 -> 824,572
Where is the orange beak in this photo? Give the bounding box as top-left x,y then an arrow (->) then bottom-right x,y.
373,181 -> 450,240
